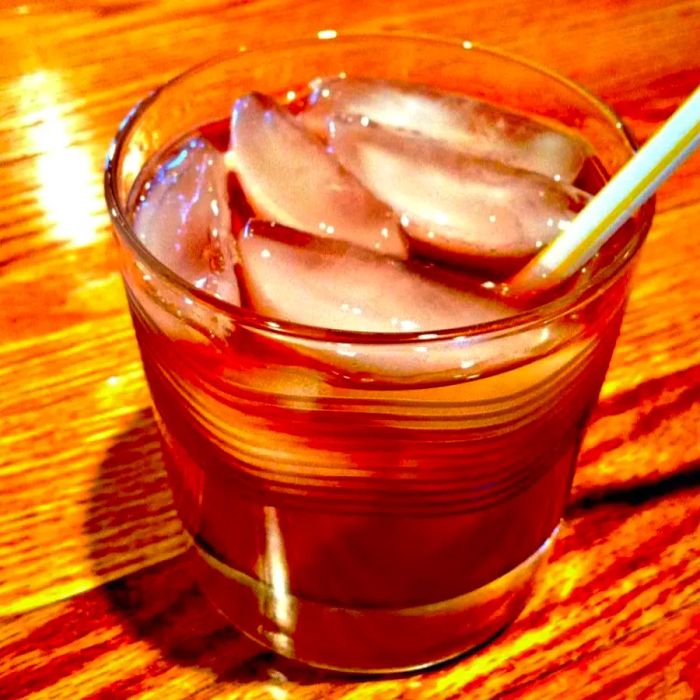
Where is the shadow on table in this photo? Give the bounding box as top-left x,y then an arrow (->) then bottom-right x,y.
86,407 -> 397,687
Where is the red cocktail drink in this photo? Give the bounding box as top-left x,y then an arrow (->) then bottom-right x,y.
105,35 -> 653,672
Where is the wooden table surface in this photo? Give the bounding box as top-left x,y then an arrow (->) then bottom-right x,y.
1,1 -> 699,698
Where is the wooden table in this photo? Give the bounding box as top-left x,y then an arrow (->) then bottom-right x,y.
1,1 -> 699,697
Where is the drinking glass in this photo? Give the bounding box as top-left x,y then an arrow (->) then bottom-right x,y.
105,33 -> 654,672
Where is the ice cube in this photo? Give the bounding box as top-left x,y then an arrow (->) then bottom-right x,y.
302,77 -> 591,182
235,223 -> 580,387
250,321 -> 583,389
134,136 -> 240,305
327,117 -> 591,274
227,93 -> 408,259
236,220 -> 512,333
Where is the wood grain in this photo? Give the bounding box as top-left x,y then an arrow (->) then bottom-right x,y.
1,483 -> 698,699
1,0 -> 699,698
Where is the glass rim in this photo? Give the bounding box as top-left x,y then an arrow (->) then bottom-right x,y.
104,31 -> 655,345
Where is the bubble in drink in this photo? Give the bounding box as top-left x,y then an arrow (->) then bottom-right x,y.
327,115 -> 591,274
301,77 -> 592,182
227,92 -> 408,258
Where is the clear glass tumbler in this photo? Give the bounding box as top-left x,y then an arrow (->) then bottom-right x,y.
105,34 -> 654,672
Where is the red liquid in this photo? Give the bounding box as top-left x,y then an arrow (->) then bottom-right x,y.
125,117 -> 632,671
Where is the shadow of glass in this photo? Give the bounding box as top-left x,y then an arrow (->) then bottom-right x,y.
86,407 -> 274,681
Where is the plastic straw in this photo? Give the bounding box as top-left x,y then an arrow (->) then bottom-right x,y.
511,86 -> 700,291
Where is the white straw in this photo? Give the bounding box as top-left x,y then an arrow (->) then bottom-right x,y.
511,85 -> 700,291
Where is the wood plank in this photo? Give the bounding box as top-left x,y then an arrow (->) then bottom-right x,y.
1,0 -> 699,696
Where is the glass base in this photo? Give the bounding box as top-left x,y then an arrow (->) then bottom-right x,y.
190,525 -> 558,673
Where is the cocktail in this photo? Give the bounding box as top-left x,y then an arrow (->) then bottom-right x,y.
105,34 -> 654,672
